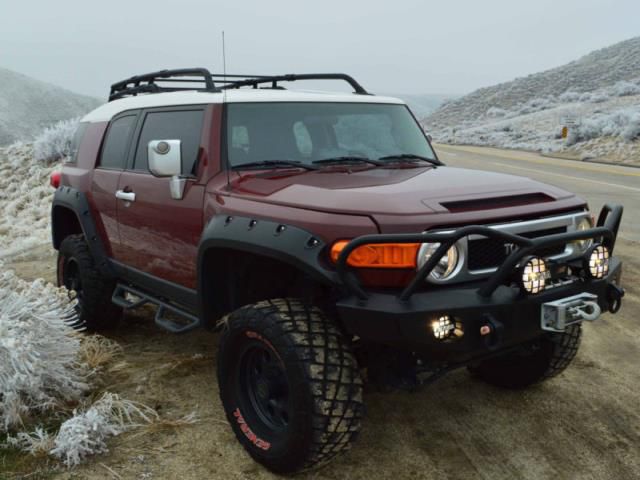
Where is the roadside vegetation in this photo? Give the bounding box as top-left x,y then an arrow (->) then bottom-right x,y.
425,37 -> 640,165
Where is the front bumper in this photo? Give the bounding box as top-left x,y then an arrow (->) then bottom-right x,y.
334,204 -> 624,363
337,258 -> 622,362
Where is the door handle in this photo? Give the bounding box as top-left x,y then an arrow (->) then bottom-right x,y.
115,190 -> 136,202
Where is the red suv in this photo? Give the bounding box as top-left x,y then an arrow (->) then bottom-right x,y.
51,68 -> 624,474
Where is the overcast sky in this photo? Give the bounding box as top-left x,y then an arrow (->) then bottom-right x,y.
1,0 -> 638,99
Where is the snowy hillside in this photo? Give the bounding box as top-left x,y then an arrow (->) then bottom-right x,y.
425,37 -> 640,165
385,93 -> 457,119
0,67 -> 100,145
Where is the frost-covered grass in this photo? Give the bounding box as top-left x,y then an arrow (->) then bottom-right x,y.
0,266 -> 161,470
32,117 -> 79,163
0,143 -> 58,259
0,270 -> 85,430
50,393 -> 158,467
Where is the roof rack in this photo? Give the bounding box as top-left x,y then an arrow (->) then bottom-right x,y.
108,68 -> 369,101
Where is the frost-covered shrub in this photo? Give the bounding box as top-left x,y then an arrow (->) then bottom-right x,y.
0,270 -> 86,430
622,113 -> 640,141
51,393 -> 157,467
612,81 -> 640,97
588,93 -> 609,103
32,118 -> 79,163
559,91 -> 581,103
486,107 -> 507,118
0,144 -> 57,259
567,107 -> 640,145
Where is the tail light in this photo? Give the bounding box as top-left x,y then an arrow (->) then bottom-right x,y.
50,171 -> 61,188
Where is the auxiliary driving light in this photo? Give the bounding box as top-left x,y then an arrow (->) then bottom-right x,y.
585,244 -> 610,279
520,256 -> 547,294
431,315 -> 463,341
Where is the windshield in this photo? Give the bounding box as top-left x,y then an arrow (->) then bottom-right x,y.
225,102 -> 436,168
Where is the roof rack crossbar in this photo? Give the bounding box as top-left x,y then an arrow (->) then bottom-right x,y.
109,68 -> 218,101
216,73 -> 369,94
108,69 -> 369,102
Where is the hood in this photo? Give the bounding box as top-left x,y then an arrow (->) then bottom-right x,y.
230,166 -> 582,219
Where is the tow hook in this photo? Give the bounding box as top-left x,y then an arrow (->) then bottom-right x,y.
607,284 -> 625,314
480,314 -> 504,351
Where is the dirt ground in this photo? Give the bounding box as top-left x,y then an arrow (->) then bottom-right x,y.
4,239 -> 640,480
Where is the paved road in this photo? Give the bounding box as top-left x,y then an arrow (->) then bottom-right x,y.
435,144 -> 640,243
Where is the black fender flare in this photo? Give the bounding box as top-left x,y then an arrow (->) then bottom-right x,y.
197,215 -> 339,325
51,186 -> 112,275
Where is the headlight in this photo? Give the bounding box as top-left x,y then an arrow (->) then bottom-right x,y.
520,256 -> 547,294
573,216 -> 594,251
417,242 -> 461,281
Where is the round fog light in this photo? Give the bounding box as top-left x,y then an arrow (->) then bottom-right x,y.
585,244 -> 610,279
430,315 -> 463,341
520,256 -> 547,294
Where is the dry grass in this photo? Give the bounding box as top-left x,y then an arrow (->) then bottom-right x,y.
156,353 -> 213,377
77,336 -> 123,372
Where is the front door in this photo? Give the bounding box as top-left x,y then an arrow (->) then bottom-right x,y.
90,113 -> 139,257
115,107 -> 206,289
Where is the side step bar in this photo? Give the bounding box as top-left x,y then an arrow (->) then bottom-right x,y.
112,283 -> 201,334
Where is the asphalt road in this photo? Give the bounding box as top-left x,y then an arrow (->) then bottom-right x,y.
435,144 -> 640,243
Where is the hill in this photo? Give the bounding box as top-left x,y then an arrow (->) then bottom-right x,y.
0,67 -> 100,145
425,37 -> 640,165
384,93 -> 457,119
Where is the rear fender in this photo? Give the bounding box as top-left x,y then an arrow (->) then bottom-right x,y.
51,187 -> 112,275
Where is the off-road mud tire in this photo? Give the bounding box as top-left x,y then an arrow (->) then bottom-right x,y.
57,234 -> 122,331
217,298 -> 364,474
469,324 -> 582,389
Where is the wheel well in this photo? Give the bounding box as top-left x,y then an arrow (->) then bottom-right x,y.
52,206 -> 83,249
200,248 -> 331,326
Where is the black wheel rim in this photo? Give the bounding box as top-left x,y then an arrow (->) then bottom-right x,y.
239,343 -> 290,431
62,257 -> 83,303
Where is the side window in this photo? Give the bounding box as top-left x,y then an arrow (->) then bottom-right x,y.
133,110 -> 204,175
100,115 -> 136,169
66,122 -> 89,164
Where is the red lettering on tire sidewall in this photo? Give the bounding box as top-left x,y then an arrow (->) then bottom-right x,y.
233,407 -> 272,451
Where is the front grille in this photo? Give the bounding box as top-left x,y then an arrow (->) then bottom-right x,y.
467,226 -> 567,271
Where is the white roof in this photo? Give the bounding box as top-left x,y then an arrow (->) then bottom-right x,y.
82,89 -> 406,122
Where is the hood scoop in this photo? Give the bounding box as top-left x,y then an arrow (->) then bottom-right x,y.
441,193 -> 554,213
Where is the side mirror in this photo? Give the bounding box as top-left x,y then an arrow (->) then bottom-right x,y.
426,133 -> 433,142
148,140 -> 187,200
148,140 -> 182,177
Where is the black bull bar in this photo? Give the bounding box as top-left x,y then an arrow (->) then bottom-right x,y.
336,204 -> 623,301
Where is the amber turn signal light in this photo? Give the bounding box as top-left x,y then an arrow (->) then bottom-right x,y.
330,240 -> 419,268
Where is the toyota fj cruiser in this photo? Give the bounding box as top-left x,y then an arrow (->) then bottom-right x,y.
51,68 -> 625,474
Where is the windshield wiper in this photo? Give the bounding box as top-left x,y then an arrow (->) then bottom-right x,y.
378,154 -> 441,167
231,160 -> 318,171
312,156 -> 384,167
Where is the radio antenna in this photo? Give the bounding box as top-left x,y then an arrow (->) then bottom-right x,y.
222,31 -> 232,192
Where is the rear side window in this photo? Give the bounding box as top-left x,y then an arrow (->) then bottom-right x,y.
133,110 -> 204,174
66,122 -> 89,164
100,115 -> 136,169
